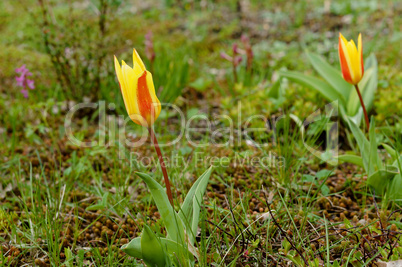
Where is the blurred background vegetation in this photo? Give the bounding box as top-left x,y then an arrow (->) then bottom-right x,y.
1,0 -> 400,117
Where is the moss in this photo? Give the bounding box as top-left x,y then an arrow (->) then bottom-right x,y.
0,45 -> 53,84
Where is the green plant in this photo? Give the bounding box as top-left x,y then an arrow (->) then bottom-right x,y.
279,51 -> 378,127
121,167 -> 213,266
34,0 -> 121,100
338,117 -> 401,201
152,44 -> 190,104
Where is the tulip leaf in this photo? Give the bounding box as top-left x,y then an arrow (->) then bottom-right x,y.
178,166 -> 213,242
190,168 -> 212,242
367,167 -> 399,195
305,51 -> 350,103
266,78 -> 282,99
136,172 -> 186,244
388,174 -> 402,201
121,235 -> 195,265
382,143 -> 398,160
361,54 -> 378,112
346,117 -> 371,173
369,117 -> 382,172
336,154 -> 364,168
278,71 -> 344,104
141,225 -> 167,267
121,237 -> 142,258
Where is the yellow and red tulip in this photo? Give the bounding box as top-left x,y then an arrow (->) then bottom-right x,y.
338,33 -> 364,85
114,49 -> 161,127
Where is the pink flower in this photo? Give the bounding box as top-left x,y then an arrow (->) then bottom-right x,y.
234,55 -> 243,67
220,52 -> 232,62
16,75 -> 25,87
15,65 -> 35,98
27,79 -> 35,89
20,89 -> 29,98
232,43 -> 239,55
144,31 -> 155,62
15,65 -> 28,74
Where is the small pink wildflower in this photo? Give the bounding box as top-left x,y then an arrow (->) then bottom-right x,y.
144,31 -> 155,63
20,89 -> 29,98
240,34 -> 253,71
15,65 -> 35,98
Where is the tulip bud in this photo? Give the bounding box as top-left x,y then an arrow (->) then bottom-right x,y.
338,33 -> 364,85
114,49 -> 161,127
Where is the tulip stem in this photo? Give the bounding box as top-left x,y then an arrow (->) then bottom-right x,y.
148,127 -> 174,206
354,84 -> 370,131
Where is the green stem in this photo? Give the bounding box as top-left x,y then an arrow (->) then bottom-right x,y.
354,84 -> 370,131
148,127 -> 174,206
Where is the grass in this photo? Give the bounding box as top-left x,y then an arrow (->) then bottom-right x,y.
1,0 -> 402,266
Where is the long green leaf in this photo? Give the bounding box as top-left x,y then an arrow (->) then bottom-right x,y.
136,172 -> 185,243
179,166 -> 213,244
141,225 -> 167,267
388,174 -> 402,201
336,154 -> 364,168
122,235 -> 194,265
369,117 -> 382,174
266,78 -> 282,99
346,117 -> 370,173
191,199 -> 201,245
179,166 -> 213,228
361,54 -> 378,112
367,168 -> 399,195
382,143 -> 397,160
306,51 -> 351,102
278,71 -> 344,104
191,167 -> 212,242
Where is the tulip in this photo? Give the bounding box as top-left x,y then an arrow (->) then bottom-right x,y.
114,49 -> 173,206
338,33 -> 369,130
338,33 -> 364,85
114,49 -> 161,127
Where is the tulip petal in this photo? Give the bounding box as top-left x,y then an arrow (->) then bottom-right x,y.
346,40 -> 359,83
145,71 -> 161,120
122,64 -> 139,116
114,56 -> 124,85
338,33 -> 364,85
115,56 -> 132,115
133,48 -> 146,72
358,33 -> 364,76
114,49 -> 161,126
339,33 -> 353,84
137,71 -> 158,126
